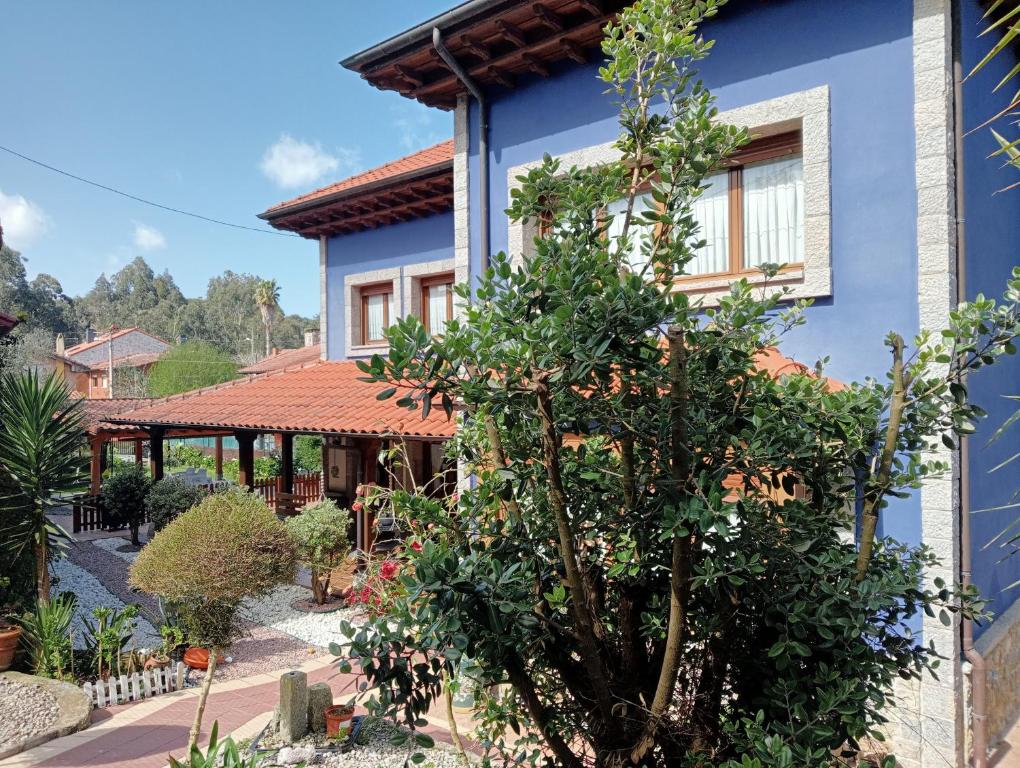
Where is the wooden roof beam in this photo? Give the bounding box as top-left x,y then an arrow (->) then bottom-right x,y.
459,35 -> 491,61
561,37 -> 587,64
522,52 -> 550,77
533,4 -> 564,32
578,0 -> 604,15
394,64 -> 423,88
495,19 -> 527,48
487,65 -> 515,89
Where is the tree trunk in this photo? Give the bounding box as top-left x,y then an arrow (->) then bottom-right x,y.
35,534 -> 50,606
264,321 -> 272,358
310,567 -> 325,605
188,646 -> 219,752
442,669 -> 470,765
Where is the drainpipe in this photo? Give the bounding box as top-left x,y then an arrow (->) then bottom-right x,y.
952,1 -> 988,764
433,27 -> 490,274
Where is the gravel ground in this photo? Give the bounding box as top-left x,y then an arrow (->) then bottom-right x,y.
91,537 -> 141,563
0,677 -> 59,752
50,558 -> 160,650
63,539 -> 161,626
265,720 -> 469,768
243,585 -> 359,650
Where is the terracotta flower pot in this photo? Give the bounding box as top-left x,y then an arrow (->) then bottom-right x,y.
0,624 -> 21,672
183,646 -> 224,671
324,703 -> 355,739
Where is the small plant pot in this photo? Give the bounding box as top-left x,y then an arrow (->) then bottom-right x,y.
144,654 -> 170,671
324,703 -> 355,739
183,646 -> 224,671
0,624 -> 22,672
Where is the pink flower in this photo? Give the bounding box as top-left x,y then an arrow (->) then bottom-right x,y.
352,501 -> 364,513
380,560 -> 399,581
451,492 -> 460,503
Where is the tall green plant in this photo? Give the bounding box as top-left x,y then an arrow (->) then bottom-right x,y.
253,279 -> 280,359
20,591 -> 77,679
101,464 -> 151,546
339,1 -> 1020,765
0,370 -> 85,605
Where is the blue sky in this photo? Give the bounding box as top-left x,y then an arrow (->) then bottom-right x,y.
1,1 -> 453,318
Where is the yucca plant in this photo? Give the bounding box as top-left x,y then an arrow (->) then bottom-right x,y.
19,591 -> 77,679
169,721 -> 276,768
0,370 -> 86,605
968,0 -> 1020,189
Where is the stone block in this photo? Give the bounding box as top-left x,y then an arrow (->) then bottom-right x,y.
278,670 -> 309,743
307,682 -> 333,733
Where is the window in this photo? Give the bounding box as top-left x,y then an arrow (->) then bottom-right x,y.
421,274 -> 454,335
603,132 -> 804,280
360,284 -> 392,345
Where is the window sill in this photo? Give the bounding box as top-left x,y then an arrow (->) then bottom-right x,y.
348,344 -> 389,356
672,264 -> 832,306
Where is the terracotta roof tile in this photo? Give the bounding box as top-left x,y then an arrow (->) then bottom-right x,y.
108,360 -> 455,438
264,140 -> 453,214
80,398 -> 159,436
238,344 -> 321,375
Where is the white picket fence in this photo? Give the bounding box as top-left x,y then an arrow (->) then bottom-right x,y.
82,662 -> 187,708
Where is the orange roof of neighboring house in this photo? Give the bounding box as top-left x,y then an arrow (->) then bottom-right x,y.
238,344 -> 321,375
65,327 -> 169,357
0,311 -> 19,330
264,140 -> 453,214
87,352 -> 164,372
107,360 -> 455,439
753,347 -> 844,390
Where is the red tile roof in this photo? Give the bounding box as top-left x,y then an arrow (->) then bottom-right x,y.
0,311 -> 19,330
81,398 -> 160,436
238,344 -> 321,375
108,360 -> 455,439
264,140 -> 453,214
65,327 -> 169,357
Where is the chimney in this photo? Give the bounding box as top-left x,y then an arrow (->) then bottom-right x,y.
85,328 -> 96,343
304,330 -> 320,348
55,333 -> 65,356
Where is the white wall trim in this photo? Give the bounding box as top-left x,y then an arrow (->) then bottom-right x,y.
319,235 -> 328,360
454,95 -> 471,317
344,267 -> 402,358
505,85 -> 831,304
906,1 -> 963,767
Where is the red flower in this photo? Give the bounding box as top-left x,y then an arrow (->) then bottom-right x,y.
380,560 -> 399,580
410,540 -> 423,552
352,501 -> 364,513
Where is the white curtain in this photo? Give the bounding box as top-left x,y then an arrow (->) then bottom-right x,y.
742,156 -> 804,269
607,192 -> 656,272
687,171 -> 730,276
427,283 -> 448,333
366,293 -> 387,341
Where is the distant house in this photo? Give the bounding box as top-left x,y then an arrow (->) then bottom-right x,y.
62,327 -> 170,398
0,311 -> 19,338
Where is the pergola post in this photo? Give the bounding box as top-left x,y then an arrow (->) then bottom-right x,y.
134,439 -> 143,466
278,433 -> 294,494
214,435 -> 224,480
89,437 -> 104,497
236,430 -> 257,490
149,427 -> 165,482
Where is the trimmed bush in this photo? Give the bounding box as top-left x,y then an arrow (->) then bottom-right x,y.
146,475 -> 206,532
129,488 -> 296,750
101,464 -> 151,546
285,499 -> 351,604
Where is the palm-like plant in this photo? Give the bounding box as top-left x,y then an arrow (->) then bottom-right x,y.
0,371 -> 85,605
253,279 -> 280,358
968,0 -> 1020,189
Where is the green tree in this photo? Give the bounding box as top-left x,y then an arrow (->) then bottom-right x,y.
343,2 -> 1020,765
130,490 -> 296,751
147,341 -> 238,397
0,371 -> 85,605
101,464 -> 151,546
285,499 -> 350,605
253,279 -> 280,359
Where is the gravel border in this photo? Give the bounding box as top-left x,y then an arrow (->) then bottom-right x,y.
50,558 -> 160,651
243,586 -> 359,650
0,678 -> 58,755
63,540 -> 162,627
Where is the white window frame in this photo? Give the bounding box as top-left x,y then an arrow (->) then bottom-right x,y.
506,86 -> 831,304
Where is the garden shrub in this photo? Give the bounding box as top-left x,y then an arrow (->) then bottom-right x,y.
20,591 -> 77,680
285,499 -> 350,604
294,435 -> 323,473
101,463 -> 151,546
129,488 -> 297,750
146,475 -> 206,532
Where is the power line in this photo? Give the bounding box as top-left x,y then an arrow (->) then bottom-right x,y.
0,143 -> 299,238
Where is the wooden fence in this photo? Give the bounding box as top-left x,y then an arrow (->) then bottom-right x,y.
250,472 -> 322,508
82,662 -> 186,708
71,495 -> 107,534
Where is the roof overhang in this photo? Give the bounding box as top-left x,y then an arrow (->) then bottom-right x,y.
341,0 -> 630,110
258,157 -> 453,239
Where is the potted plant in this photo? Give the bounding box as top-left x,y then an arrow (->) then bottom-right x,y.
146,624 -> 184,669
324,703 -> 355,739
0,617 -> 21,672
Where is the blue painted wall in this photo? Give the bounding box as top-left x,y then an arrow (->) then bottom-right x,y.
324,211 -> 454,360
960,0 -> 1020,636
466,0 -> 922,545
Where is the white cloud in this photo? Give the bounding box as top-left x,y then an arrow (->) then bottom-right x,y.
132,222 -> 166,251
392,106 -> 444,152
260,134 -> 358,188
0,189 -> 51,248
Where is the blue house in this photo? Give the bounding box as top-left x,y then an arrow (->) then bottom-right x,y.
256,1 -> 1020,764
